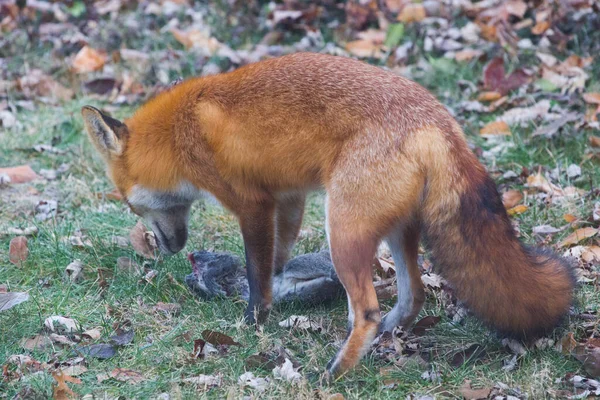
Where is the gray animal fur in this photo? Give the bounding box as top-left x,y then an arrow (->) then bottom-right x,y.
185,250 -> 344,304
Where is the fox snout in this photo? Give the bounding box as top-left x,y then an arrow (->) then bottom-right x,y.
150,220 -> 188,255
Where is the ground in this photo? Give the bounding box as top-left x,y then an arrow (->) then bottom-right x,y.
1,1 -> 600,399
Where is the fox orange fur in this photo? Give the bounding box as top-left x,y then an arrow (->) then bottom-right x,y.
82,52 -> 575,378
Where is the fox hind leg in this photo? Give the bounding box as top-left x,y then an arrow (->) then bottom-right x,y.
325,210 -> 381,377
380,222 -> 424,332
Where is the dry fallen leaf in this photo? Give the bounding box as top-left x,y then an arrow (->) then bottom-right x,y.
502,190 -> 523,209
21,334 -> 52,351
170,28 -> 222,53
345,39 -> 383,59
272,358 -> 302,383
483,57 -> 530,95
64,260 -> 84,283
0,165 -> 39,183
238,371 -> 269,392
507,204 -> 528,216
201,330 -> 241,347
129,220 -> 157,259
573,345 -> 600,378
480,120 -> 511,137
526,172 -> 562,195
110,368 -> 145,384
560,332 -> 578,355
72,46 -> 107,73
477,91 -> 502,102
584,93 -> 600,105
9,236 -> 28,265
458,380 -> 491,400
531,20 -> 550,35
397,3 -> 426,23
0,292 -> 29,312
44,316 -> 80,333
412,315 -> 441,336
52,371 -> 81,400
82,328 -> 102,340
559,227 -> 598,248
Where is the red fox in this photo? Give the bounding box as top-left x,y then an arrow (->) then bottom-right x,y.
82,52 -> 574,377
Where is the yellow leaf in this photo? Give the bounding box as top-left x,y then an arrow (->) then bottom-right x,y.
526,172 -> 562,194
480,121 -> 511,136
477,91 -> 502,102
563,214 -> 578,223
507,204 -> 528,215
397,4 -> 426,23
72,46 -> 107,74
345,39 -> 383,58
558,227 -> 598,248
502,190 -> 523,209
531,20 -> 550,35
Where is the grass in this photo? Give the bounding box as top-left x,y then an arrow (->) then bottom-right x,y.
2,3 -> 600,399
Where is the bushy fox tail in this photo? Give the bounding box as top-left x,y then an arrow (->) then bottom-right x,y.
421,133 -> 575,339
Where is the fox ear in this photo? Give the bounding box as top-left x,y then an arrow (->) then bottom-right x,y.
81,106 -> 127,158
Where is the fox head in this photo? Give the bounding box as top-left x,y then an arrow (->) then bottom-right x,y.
81,106 -> 200,255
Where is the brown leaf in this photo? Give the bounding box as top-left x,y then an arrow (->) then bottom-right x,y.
590,136 -> 600,148
84,78 -> 120,95
9,236 -> 28,265
17,70 -> 74,101
560,332 -> 578,355
502,190 -> 523,209
201,330 -> 241,347
573,345 -> 600,378
58,365 -> 88,377
559,227 -> 598,248
412,315 -> 441,336
0,165 -> 39,183
245,353 -> 276,370
584,93 -> 600,105
483,57 -> 530,95
72,46 -> 107,74
458,380 -> 491,400
21,335 -> 52,351
531,20 -> 550,35
109,368 -> 145,384
81,328 -> 102,340
480,120 -> 511,137
129,220 -> 157,259
52,371 -> 81,400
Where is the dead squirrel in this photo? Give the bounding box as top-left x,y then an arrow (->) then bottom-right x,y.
185,250 -> 344,304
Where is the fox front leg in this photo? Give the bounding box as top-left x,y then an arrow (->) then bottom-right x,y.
239,201 -> 276,324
